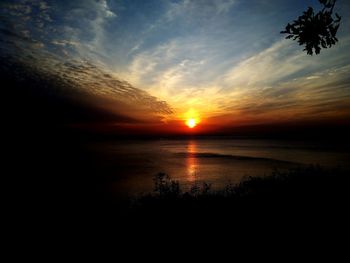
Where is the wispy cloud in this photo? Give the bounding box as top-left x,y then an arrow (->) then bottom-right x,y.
214,38 -> 350,123
125,30 -> 350,123
0,0 -> 118,61
165,0 -> 236,21
124,35 -> 234,114
40,56 -> 173,120
1,0 -> 350,127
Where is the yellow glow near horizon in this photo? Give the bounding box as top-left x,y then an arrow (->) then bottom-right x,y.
186,118 -> 197,128
184,108 -> 200,128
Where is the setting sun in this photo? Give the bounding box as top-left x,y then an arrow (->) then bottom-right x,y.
186,118 -> 197,128
184,109 -> 200,129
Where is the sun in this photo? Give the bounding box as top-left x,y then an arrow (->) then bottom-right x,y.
183,108 -> 200,129
186,118 -> 197,128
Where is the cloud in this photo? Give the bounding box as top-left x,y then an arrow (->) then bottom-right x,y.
47,60 -> 173,120
51,39 -> 79,47
165,0 -> 236,21
1,57 -> 148,128
0,0 -> 173,123
49,59 -> 171,114
0,0 -> 118,61
215,37 -> 350,123
124,36 -> 229,115
1,46 -> 172,125
2,0 -> 350,128
124,26 -> 350,122
223,36 -> 350,89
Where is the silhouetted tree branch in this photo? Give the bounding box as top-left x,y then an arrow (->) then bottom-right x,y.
281,0 -> 341,55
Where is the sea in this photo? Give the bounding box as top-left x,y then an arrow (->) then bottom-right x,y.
89,137 -> 350,197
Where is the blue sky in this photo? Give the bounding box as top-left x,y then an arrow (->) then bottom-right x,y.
1,0 -> 350,126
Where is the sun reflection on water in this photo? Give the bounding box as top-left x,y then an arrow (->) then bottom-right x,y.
186,140 -> 198,182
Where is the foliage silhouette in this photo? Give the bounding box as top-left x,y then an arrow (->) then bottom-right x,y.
153,172 -> 181,197
131,165 -> 350,220
281,0 -> 341,55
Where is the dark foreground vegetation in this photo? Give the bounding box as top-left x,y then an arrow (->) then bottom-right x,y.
127,166 -> 350,224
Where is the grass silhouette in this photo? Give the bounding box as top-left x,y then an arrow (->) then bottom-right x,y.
128,165 -> 349,221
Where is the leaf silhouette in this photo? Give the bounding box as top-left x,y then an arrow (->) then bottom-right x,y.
281,0 -> 341,55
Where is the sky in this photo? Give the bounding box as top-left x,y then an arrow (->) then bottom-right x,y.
1,0 -> 350,135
